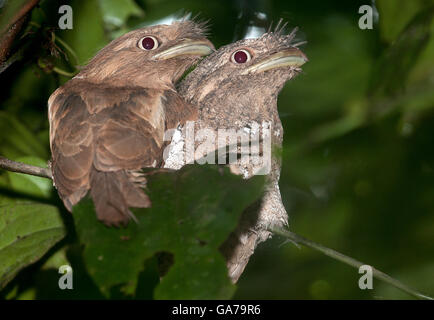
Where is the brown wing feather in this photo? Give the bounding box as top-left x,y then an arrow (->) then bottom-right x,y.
49,81 -> 190,225
164,90 -> 198,130
89,170 -> 150,226
50,93 -> 94,210
92,90 -> 164,171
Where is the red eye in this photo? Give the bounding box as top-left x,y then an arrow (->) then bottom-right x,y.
231,49 -> 251,64
138,36 -> 159,50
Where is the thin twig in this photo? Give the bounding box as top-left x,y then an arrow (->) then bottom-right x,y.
37,58 -> 77,77
54,34 -> 79,66
0,46 -> 25,73
269,226 -> 433,300
52,66 -> 76,77
0,156 -> 52,179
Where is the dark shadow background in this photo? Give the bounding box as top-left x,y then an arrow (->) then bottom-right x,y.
0,0 -> 433,299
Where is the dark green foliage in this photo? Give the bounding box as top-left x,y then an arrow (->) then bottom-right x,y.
73,165 -> 264,299
0,200 -> 65,290
0,0 -> 433,299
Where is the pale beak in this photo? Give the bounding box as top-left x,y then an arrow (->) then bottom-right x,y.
152,39 -> 215,60
241,48 -> 308,75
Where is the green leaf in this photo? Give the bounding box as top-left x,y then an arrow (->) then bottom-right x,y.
407,9 -> 434,85
0,112 -> 48,159
60,0 -> 108,65
98,0 -> 144,31
376,0 -> 432,43
369,7 -> 434,98
7,156 -> 52,198
0,201 -> 66,289
0,0 -> 33,34
73,165 -> 264,299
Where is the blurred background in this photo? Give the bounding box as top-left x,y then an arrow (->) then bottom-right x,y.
0,0 -> 433,299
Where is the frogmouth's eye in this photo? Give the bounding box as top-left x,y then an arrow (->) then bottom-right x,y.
231,49 -> 251,64
138,36 -> 159,50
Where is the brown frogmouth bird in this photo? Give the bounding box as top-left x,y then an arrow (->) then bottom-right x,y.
171,25 -> 307,282
48,21 -> 214,226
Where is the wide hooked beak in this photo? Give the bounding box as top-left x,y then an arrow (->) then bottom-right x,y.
241,47 -> 308,75
152,39 -> 215,60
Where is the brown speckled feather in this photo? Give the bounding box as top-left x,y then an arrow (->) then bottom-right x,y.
48,21 -> 213,226
49,83 -> 163,221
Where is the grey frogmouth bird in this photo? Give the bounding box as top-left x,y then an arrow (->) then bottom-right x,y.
48,21 -> 214,226
169,26 -> 307,282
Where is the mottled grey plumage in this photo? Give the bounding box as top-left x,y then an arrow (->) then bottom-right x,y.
174,25 -> 307,281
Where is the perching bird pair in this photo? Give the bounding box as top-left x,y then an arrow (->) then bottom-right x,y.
48,19 -> 307,282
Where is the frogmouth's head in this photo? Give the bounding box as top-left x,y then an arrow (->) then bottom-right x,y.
179,25 -> 308,107
78,20 -> 215,89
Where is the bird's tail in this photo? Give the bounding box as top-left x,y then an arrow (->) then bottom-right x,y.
89,169 -> 151,227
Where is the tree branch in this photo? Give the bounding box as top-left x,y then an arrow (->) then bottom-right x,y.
270,226 -> 433,300
0,156 -> 52,179
0,0 -> 40,35
0,15 -> 26,64
0,0 -> 41,63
